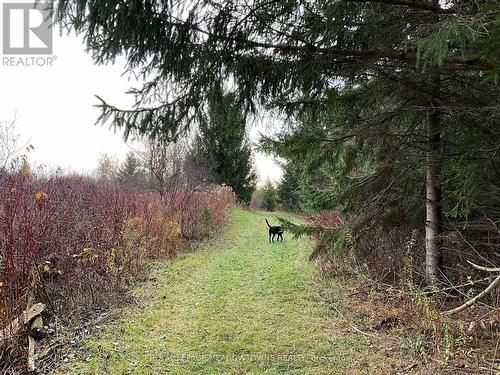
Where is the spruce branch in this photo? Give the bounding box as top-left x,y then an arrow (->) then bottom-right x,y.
343,0 -> 455,14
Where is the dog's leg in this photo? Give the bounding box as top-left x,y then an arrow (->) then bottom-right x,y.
269,230 -> 272,243
272,233 -> 275,243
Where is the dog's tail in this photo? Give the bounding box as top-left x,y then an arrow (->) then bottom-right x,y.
265,219 -> 271,228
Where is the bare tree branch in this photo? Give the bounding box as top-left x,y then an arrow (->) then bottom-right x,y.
343,0 -> 454,14
467,261 -> 500,273
247,41 -> 500,71
443,274 -> 500,315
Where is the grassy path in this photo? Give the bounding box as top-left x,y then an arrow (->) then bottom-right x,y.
64,209 -> 390,374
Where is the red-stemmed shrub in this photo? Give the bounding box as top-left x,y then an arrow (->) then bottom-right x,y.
0,170 -> 235,354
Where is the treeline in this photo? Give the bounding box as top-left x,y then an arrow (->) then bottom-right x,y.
54,0 -> 500,292
56,0 -> 500,298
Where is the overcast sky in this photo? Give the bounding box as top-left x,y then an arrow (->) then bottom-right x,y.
0,4 -> 282,183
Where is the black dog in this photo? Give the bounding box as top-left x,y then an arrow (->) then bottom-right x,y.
266,219 -> 284,243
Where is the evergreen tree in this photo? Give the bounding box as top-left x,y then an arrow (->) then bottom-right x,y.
277,161 -> 302,212
192,87 -> 256,204
259,180 -> 278,212
117,152 -> 141,186
56,1 -> 500,286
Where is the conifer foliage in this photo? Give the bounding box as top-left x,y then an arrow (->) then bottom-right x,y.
56,1 -> 500,286
190,87 -> 256,204
277,162 -> 302,211
117,151 -> 143,187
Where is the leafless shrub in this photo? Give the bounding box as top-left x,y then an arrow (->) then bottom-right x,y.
0,117 -> 32,172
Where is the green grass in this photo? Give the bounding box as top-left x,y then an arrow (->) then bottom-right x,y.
62,208 -> 389,374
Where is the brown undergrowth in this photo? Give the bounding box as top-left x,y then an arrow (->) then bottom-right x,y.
317,258 -> 500,374
305,207 -> 500,374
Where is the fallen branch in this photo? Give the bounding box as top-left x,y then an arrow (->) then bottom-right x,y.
0,303 -> 46,347
467,260 -> 500,273
329,302 -> 378,338
443,276 -> 495,292
38,341 -> 65,361
36,310 -> 117,370
27,336 -> 36,372
443,271 -> 500,315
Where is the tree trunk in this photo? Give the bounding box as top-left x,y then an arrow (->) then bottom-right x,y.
425,1 -> 444,288
425,75 -> 443,287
